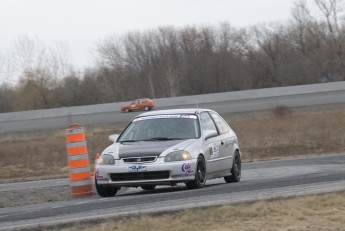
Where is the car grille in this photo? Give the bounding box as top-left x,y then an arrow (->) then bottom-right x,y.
122,156 -> 156,163
110,171 -> 170,181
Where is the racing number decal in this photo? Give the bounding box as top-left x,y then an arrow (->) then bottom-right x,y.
209,142 -> 220,158
182,163 -> 193,175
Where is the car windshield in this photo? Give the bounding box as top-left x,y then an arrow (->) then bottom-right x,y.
118,114 -> 200,142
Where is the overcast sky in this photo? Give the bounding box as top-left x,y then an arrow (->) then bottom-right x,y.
0,0 -> 296,69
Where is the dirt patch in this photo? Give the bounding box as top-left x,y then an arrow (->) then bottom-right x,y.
0,186 -> 70,208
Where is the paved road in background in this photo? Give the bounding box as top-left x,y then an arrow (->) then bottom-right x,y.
1,89 -> 345,134
1,154 -> 345,230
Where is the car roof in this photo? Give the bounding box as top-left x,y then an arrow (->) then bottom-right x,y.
137,108 -> 212,117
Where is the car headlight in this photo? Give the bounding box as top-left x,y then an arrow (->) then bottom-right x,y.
164,151 -> 191,162
96,154 -> 115,165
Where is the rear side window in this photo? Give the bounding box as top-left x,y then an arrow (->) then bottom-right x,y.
200,112 -> 218,134
210,111 -> 230,134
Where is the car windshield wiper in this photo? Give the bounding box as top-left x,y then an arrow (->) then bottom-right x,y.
143,137 -> 179,141
120,140 -> 140,143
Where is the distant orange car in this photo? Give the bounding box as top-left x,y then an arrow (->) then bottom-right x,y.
120,98 -> 154,112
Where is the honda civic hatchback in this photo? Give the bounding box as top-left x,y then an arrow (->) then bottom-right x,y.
95,108 -> 242,197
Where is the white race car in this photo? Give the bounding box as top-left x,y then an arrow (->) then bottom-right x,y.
95,108 -> 242,197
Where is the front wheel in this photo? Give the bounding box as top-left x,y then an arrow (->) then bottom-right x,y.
144,106 -> 149,111
124,108 -> 130,113
224,151 -> 241,183
95,180 -> 118,197
186,155 -> 206,189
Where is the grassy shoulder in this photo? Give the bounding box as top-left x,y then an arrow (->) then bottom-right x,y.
1,104 -> 345,182
44,191 -> 345,231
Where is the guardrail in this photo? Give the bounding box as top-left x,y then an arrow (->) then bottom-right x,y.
1,81 -> 344,122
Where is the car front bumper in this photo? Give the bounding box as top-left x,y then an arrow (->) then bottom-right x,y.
95,159 -> 197,186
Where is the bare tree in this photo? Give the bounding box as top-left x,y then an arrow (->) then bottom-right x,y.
5,35 -> 74,110
0,83 -> 14,112
10,35 -> 72,80
291,0 -> 345,81
155,26 -> 183,96
0,53 -> 4,84
315,0 -> 345,80
240,23 -> 289,87
96,35 -> 125,68
215,23 -> 250,91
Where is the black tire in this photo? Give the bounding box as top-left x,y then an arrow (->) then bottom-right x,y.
144,106 -> 149,111
141,185 -> 156,190
124,108 -> 130,113
95,180 -> 118,197
224,151 -> 241,183
186,155 -> 206,189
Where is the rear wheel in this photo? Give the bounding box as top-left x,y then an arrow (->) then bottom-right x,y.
224,151 -> 241,183
144,106 -> 149,111
124,108 -> 130,113
141,185 -> 156,190
186,155 -> 206,189
95,180 -> 118,197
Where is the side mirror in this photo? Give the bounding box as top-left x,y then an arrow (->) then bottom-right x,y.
204,131 -> 218,140
109,134 -> 119,142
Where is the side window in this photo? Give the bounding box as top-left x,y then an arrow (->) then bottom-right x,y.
210,112 -> 230,134
200,112 -> 218,135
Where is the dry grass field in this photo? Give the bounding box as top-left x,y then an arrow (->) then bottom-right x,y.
0,104 -> 344,182
45,191 -> 345,231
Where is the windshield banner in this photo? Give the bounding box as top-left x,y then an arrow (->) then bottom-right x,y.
133,114 -> 197,122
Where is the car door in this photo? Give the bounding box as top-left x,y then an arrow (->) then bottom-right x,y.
138,99 -> 145,109
131,100 -> 140,110
199,112 -> 226,174
130,101 -> 137,110
209,111 -> 234,169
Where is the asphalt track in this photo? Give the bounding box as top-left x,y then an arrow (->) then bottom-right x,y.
1,153 -> 345,230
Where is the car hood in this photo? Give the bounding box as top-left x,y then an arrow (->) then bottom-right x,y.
102,139 -> 196,159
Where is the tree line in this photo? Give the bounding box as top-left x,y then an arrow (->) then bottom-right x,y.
0,0 -> 344,113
